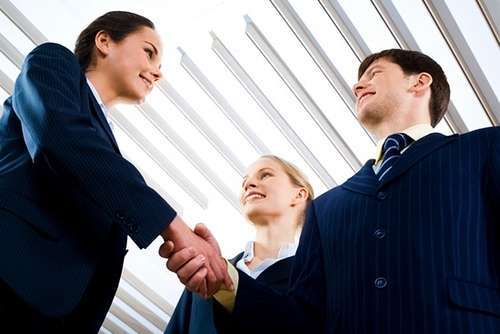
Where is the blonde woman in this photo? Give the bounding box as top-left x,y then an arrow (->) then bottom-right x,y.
164,155 -> 314,334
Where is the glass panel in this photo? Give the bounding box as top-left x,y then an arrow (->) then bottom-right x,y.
443,0 -> 500,100
0,11 -> 36,55
392,0 -> 492,130
339,0 -> 400,52
0,53 -> 20,81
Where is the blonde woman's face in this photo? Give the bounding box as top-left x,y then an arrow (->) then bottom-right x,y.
240,158 -> 305,223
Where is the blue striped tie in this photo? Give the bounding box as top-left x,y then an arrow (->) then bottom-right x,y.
377,133 -> 414,181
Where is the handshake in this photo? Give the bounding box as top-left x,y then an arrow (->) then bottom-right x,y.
159,216 -> 234,298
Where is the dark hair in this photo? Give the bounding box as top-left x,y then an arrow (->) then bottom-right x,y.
75,11 -> 155,70
358,49 -> 450,127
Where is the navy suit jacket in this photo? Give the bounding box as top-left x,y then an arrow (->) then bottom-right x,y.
231,128 -> 500,333
165,253 -> 295,334
0,43 -> 176,322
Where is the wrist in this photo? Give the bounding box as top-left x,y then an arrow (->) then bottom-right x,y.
161,215 -> 186,241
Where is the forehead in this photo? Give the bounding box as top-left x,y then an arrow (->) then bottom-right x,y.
359,57 -> 399,77
127,27 -> 162,51
245,158 -> 283,175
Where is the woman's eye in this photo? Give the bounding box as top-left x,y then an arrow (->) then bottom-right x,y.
145,48 -> 153,58
261,172 -> 272,179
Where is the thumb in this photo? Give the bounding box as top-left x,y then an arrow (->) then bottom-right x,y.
194,223 -> 221,255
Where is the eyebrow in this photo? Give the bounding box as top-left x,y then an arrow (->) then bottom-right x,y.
242,167 -> 275,181
364,64 -> 384,77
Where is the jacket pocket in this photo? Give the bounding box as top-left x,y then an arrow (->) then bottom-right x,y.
0,193 -> 62,240
448,277 -> 500,318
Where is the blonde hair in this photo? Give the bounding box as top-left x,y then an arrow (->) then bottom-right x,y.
260,155 -> 314,201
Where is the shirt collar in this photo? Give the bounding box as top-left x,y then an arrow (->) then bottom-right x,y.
86,78 -> 113,130
374,123 -> 435,164
86,78 -> 107,114
241,241 -> 298,262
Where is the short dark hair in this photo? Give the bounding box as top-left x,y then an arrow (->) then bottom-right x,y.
74,11 -> 155,71
358,49 -> 450,127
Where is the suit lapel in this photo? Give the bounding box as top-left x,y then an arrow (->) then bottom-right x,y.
86,84 -> 120,153
256,256 -> 294,285
341,160 -> 379,196
377,133 -> 458,190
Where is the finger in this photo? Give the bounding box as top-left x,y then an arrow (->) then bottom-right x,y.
205,265 -> 221,296
166,247 -> 196,272
194,275 -> 208,299
158,240 -> 175,258
176,254 -> 206,285
185,267 -> 207,294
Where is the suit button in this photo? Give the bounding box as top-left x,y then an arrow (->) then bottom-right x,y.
129,224 -> 138,233
374,277 -> 387,289
374,229 -> 386,239
115,212 -> 125,221
377,192 -> 387,200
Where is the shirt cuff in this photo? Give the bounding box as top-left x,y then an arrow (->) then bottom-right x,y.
213,260 -> 239,312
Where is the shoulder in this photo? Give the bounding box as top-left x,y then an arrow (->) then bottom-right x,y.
24,42 -> 80,70
457,126 -> 499,141
313,185 -> 343,208
455,127 -> 500,153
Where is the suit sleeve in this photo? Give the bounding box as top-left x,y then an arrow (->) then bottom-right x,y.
225,201 -> 326,333
11,43 -> 176,248
489,127 -> 500,205
164,290 -> 192,334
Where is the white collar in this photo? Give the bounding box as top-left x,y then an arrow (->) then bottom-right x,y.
241,241 -> 298,263
374,123 -> 435,164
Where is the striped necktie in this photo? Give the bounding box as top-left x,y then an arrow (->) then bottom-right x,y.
377,133 -> 414,181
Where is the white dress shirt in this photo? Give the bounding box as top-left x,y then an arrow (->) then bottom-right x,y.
372,123 -> 436,173
86,78 -> 113,130
236,241 -> 298,279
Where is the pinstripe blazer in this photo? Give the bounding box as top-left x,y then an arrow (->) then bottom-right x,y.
0,43 -> 176,323
165,253 -> 294,334
231,128 -> 500,333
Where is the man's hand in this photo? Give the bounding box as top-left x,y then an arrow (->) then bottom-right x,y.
159,217 -> 233,297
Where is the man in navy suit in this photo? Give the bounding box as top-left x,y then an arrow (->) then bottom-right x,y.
164,49 -> 500,333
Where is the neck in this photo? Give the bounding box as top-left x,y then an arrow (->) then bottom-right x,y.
252,215 -> 298,260
86,70 -> 118,107
369,106 -> 431,140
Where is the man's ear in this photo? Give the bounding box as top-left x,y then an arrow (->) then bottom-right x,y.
94,30 -> 112,57
409,72 -> 433,96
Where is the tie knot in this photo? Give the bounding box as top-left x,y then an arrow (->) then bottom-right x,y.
382,133 -> 413,155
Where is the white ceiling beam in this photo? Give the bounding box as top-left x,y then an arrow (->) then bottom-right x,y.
423,0 -> 500,125
476,0 -> 500,45
122,268 -> 175,317
211,31 -> 337,187
110,109 -> 209,209
0,0 -> 48,44
177,48 -> 270,156
139,102 -> 240,211
271,0 -> 375,144
157,79 -> 246,177
244,15 -> 362,171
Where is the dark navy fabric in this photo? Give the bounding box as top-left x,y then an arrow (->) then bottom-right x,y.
231,129 -> 500,333
165,253 -> 295,334
0,42 -> 177,327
